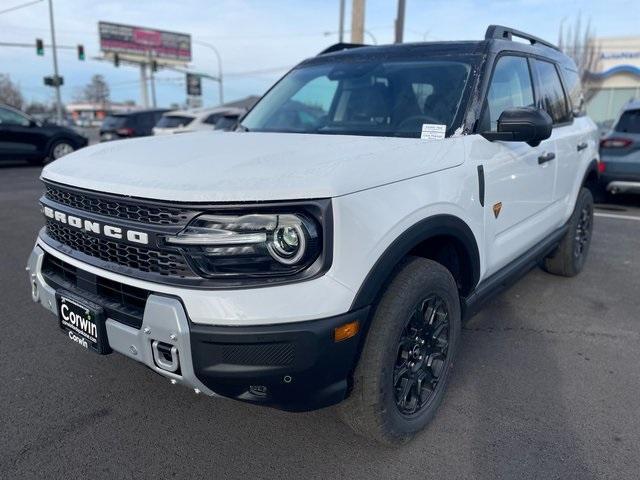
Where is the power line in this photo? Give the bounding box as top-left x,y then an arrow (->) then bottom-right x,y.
0,0 -> 43,16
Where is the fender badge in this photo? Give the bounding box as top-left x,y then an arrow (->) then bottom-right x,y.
493,202 -> 502,218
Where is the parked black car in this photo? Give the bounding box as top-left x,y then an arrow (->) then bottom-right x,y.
100,109 -> 169,141
0,104 -> 88,165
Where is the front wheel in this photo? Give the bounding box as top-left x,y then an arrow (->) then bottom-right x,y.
49,140 -> 76,162
543,187 -> 594,277
338,257 -> 461,445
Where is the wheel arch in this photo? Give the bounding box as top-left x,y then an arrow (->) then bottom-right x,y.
582,158 -> 599,190
350,214 -> 481,311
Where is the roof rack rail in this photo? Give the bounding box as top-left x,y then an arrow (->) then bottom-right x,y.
485,25 -> 559,51
318,43 -> 368,56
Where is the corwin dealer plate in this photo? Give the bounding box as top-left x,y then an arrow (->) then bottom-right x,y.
56,291 -> 110,354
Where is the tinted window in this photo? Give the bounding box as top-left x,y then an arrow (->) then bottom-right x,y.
101,115 -> 128,129
615,109 -> 640,134
203,113 -> 222,125
562,68 -> 584,116
484,56 -> 534,131
241,57 -> 474,138
214,115 -> 239,130
0,107 -> 30,127
533,59 -> 570,124
156,115 -> 194,128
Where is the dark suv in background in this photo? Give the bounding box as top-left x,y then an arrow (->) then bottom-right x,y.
0,104 -> 88,165
100,109 -> 169,141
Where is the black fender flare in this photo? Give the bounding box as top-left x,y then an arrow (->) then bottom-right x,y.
350,214 -> 481,311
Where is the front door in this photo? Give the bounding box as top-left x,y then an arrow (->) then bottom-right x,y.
475,55 -> 557,276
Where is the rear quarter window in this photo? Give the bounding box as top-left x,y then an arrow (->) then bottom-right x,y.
615,109 -> 640,134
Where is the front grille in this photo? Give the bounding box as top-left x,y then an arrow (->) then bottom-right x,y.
45,219 -> 193,278
41,253 -> 150,329
44,183 -> 194,226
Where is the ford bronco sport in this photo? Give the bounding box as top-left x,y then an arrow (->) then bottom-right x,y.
27,26 -> 599,444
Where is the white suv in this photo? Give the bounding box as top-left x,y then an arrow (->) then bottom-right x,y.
27,26 -> 599,444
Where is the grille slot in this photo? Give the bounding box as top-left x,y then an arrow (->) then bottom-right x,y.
41,253 -> 150,329
45,219 -> 193,278
45,183 -> 193,225
221,343 -> 296,366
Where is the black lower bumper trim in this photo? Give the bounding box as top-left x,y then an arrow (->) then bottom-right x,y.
189,306 -> 370,412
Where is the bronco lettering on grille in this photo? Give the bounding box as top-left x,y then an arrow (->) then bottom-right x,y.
43,205 -> 149,245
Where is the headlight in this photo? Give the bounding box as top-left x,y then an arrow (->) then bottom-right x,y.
163,212 -> 322,279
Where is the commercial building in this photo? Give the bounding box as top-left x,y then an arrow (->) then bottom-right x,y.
585,36 -> 640,130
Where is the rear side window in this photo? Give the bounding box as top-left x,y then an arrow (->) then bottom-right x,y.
484,56 -> 535,131
562,68 -> 584,116
157,115 -> 194,128
615,109 -> 640,134
532,59 -> 570,124
101,115 -> 128,129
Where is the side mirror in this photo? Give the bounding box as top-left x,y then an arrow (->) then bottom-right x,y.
29,119 -> 42,128
481,107 -> 552,147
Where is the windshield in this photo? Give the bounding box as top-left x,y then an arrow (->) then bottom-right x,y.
241,56 -> 474,138
101,115 -> 129,129
156,115 -> 195,128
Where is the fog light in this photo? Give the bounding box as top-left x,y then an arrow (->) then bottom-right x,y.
334,320 -> 359,342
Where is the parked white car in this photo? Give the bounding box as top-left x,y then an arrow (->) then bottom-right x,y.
152,106 -> 245,135
27,25 -> 599,445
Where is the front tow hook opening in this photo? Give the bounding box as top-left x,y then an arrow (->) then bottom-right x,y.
152,340 -> 180,373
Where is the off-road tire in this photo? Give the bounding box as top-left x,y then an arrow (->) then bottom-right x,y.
543,187 -> 594,277
338,257 -> 461,445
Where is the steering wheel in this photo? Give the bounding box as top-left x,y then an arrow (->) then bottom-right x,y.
396,115 -> 444,133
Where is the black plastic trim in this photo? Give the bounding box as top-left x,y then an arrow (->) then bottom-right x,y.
351,215 -> 481,310
477,165 -> 485,207
189,306 -> 370,412
461,223 -> 568,320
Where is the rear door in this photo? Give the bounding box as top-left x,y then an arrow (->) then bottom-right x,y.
478,55 -> 557,275
531,58 -> 580,211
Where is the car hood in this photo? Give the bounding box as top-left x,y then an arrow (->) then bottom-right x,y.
42,131 -> 464,202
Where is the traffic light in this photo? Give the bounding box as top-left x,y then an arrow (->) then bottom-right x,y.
36,38 -> 44,56
114,53 -> 120,67
151,60 -> 158,73
77,45 -> 85,61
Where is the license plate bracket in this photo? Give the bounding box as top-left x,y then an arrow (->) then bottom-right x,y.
56,291 -> 111,355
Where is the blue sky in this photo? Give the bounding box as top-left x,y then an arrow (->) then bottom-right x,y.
1,0 -> 638,108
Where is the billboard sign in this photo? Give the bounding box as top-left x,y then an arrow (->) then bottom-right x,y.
99,22 -> 191,63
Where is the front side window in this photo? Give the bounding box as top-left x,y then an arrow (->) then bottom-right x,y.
0,107 -> 30,127
533,59 -> 570,124
241,56 -> 475,138
484,56 -> 534,132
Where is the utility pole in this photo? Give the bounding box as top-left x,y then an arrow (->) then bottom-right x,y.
47,0 -> 62,122
394,0 -> 406,44
350,0 -> 365,44
139,64 -> 149,108
338,0 -> 345,43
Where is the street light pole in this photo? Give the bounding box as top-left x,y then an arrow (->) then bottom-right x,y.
194,40 -> 224,105
47,0 -> 62,123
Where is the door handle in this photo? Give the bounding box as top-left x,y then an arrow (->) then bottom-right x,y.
577,142 -> 588,151
538,152 -> 556,164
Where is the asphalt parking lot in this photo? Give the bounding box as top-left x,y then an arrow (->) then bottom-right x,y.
1,163 -> 639,480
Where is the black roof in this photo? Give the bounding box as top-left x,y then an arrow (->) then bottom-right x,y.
311,25 -> 573,68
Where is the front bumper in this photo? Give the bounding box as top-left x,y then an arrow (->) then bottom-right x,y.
26,245 -> 368,411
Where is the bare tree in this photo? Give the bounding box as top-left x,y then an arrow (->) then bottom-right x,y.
82,74 -> 110,105
558,16 -> 602,102
0,74 -> 24,109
